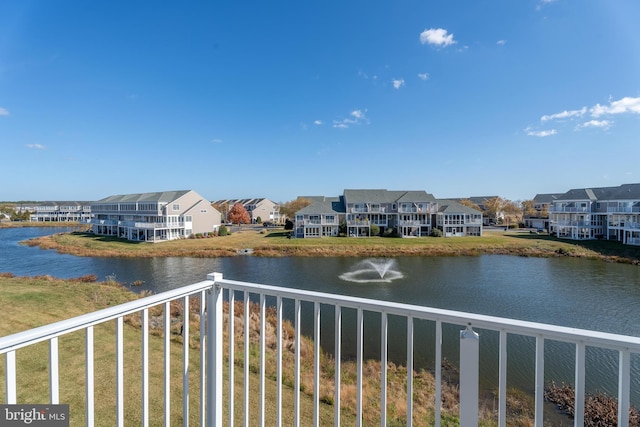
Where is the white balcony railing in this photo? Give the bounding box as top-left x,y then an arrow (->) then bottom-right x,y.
549,207 -> 590,213
350,207 -> 386,213
2,273 -> 640,426
607,207 -> 640,213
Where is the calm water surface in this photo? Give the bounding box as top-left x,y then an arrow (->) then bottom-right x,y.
2,227 -> 640,403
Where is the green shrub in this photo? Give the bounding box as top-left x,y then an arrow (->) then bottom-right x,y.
370,224 -> 380,236
382,227 -> 399,237
218,225 -> 228,236
430,228 -> 443,237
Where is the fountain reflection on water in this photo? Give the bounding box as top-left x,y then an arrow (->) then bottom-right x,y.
339,258 -> 404,283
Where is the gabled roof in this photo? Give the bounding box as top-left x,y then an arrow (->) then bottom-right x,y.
437,199 -> 483,215
296,196 -> 345,215
343,189 -> 435,204
533,193 -> 562,204
94,190 -> 192,204
34,201 -> 92,206
556,184 -> 640,201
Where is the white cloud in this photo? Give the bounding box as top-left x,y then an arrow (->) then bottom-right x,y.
26,143 -> 46,149
497,40 -> 506,45
351,109 -> 365,120
333,109 -> 369,129
392,79 -> 405,89
577,120 -> 612,130
590,96 -> 640,117
211,138 -> 223,143
540,107 -> 587,122
417,73 -> 429,81
0,107 -> 9,116
525,127 -> 557,137
314,120 -> 323,125
420,28 -> 456,47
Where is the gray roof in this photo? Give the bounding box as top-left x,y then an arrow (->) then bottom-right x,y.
95,190 -> 191,204
296,196 -> 345,215
533,193 -> 562,203
556,184 -> 640,201
343,189 -> 436,204
213,198 -> 273,206
437,199 -> 483,215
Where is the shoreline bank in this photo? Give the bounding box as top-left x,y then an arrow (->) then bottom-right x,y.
18,228 -> 640,265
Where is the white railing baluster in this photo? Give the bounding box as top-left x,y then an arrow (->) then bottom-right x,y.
116,316 -> 124,427
260,293 -> 266,427
381,312 -> 388,427
244,291 -> 250,427
200,290 -> 206,426
183,295 -> 190,427
205,272 -> 223,427
407,315 -> 414,427
313,301 -> 320,427
294,298 -> 301,427
276,295 -> 283,427
5,351 -> 16,404
85,326 -> 95,427
498,330 -> 507,427
49,336 -> 59,404
142,308 -> 149,427
163,302 -> 170,427
334,305 -> 342,427
460,324 -> 479,427
574,342 -> 586,427
86,326 -> 94,427
356,307 -> 363,427
434,319 -> 442,427
534,336 -> 544,426
618,348 -> 631,426
228,290 -> 235,427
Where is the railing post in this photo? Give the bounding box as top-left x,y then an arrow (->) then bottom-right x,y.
206,272 -> 223,427
460,324 -> 479,427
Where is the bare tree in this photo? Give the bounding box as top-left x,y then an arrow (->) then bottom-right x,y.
483,197 -> 505,224
279,197 -> 312,220
458,199 -> 482,211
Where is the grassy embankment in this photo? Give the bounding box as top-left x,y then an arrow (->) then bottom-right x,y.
0,274 -> 351,426
22,226 -> 640,265
2,274 -> 550,426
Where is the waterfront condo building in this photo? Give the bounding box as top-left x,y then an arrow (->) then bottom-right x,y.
295,189 -> 481,238
89,190 -> 221,242
548,183 -> 640,245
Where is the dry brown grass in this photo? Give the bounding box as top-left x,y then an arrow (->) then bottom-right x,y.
21,228 -> 640,265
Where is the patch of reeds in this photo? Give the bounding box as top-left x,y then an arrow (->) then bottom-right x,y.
545,381 -> 640,426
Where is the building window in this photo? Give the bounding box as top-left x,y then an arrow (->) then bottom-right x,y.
185,216 -> 192,222
173,204 -> 180,211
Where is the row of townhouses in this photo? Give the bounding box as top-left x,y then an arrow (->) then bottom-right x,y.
212,198 -> 282,224
548,183 -> 640,245
294,189 -> 483,238
15,202 -> 92,222
12,183 -> 640,246
87,190 -> 221,242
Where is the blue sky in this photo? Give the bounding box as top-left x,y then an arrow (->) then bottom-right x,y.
2,1 -> 639,203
